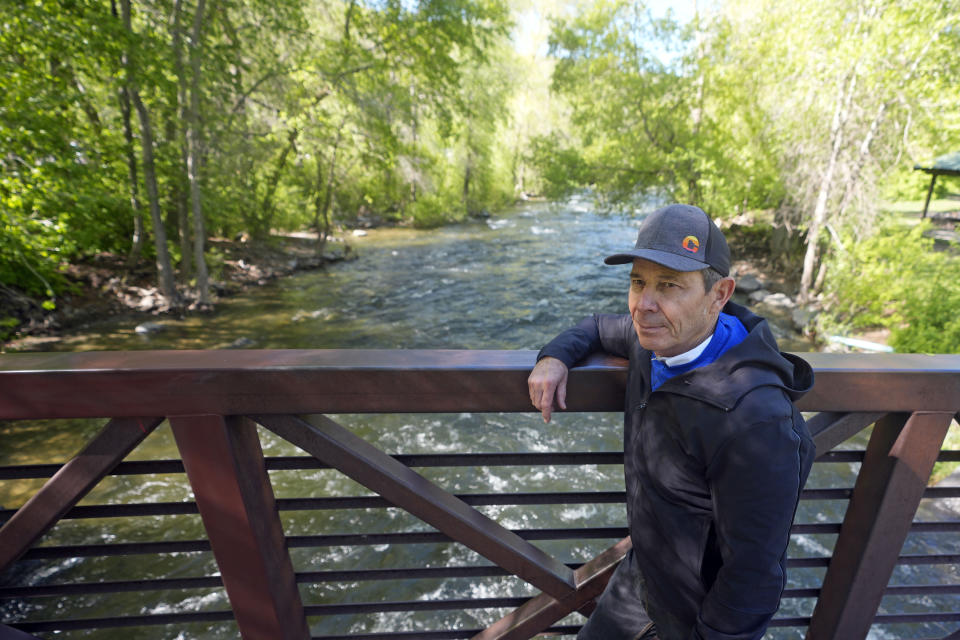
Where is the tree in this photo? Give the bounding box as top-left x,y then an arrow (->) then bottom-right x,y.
120,0 -> 179,303
185,0 -> 212,305
540,0 -> 780,215
1,0 -> 132,300
714,0 -> 960,300
0,0 -> 518,323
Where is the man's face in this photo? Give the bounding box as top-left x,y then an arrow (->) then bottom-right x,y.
628,258 -> 727,358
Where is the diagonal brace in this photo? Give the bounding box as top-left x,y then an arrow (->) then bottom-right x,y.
0,416 -> 163,574
252,413 -> 576,599
473,536 -> 632,640
0,623 -> 43,639
809,411 -> 886,458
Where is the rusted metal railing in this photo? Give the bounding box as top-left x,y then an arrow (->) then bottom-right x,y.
1,350 -> 960,639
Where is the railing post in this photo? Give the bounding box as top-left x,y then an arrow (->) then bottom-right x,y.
806,411 -> 953,640
170,415 -> 309,640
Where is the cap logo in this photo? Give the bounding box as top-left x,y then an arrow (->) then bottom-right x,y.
682,235 -> 700,253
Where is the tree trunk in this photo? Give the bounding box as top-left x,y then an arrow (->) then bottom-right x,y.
462,129 -> 472,215
120,0 -> 178,303
836,35 -> 934,222
837,100 -> 887,222
313,131 -> 342,257
259,128 -> 300,239
463,161 -> 472,213
410,82 -> 419,203
799,68 -> 858,301
110,0 -> 144,268
118,83 -> 144,267
186,0 -> 211,305
688,0 -> 705,205
172,0 -> 192,280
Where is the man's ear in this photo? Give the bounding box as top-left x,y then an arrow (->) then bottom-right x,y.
711,277 -> 736,312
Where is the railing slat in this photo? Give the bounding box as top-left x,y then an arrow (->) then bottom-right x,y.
9,611 -> 235,633
253,413 -> 577,600
170,415 -> 309,640
807,411 -> 954,640
0,415 -> 163,574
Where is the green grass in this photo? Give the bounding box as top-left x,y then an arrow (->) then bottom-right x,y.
881,197 -> 960,217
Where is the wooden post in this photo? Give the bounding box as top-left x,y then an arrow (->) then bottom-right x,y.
170,415 -> 309,640
806,411 -> 953,640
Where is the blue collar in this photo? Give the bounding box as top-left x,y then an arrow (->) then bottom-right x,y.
649,312 -> 748,391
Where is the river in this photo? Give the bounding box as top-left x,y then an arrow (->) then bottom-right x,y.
1,199 -> 958,638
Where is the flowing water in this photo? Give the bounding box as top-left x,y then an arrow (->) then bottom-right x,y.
2,199 -> 958,638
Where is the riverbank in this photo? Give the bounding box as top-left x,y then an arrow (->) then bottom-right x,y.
1,233 -> 354,352
0,210 -> 831,354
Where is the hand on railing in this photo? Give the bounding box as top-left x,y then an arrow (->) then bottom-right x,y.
528,356 -> 569,423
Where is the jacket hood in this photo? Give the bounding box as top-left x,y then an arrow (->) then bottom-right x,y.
658,301 -> 814,409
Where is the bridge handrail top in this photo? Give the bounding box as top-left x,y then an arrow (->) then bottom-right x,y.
2,349 -> 960,375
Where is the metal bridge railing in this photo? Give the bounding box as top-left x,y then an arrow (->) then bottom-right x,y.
1,349 -> 959,639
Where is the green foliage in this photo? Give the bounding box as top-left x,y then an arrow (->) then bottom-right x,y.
0,0 -> 127,296
822,218 -> 960,353
535,0 -> 790,219
0,316 -> 20,342
6,0 -> 957,347
0,0 -> 518,306
527,134 -> 590,200
409,192 -> 462,229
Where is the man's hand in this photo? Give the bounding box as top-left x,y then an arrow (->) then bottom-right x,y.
527,357 -> 569,423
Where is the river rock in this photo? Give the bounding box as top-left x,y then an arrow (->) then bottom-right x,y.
749,289 -> 771,304
736,274 -> 763,294
135,322 -> 165,335
791,307 -> 817,331
763,292 -> 795,309
352,229 -> 368,237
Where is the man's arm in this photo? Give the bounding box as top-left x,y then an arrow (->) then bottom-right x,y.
528,314 -> 633,423
694,414 -> 812,640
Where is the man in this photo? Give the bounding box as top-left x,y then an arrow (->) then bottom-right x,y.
527,204 -> 814,640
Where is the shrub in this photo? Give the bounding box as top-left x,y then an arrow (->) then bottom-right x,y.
823,218 -> 960,354
408,192 -> 463,229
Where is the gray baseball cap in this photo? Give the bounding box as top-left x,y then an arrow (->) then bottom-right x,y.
604,204 -> 730,276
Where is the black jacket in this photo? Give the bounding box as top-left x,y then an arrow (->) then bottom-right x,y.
539,302 -> 814,640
